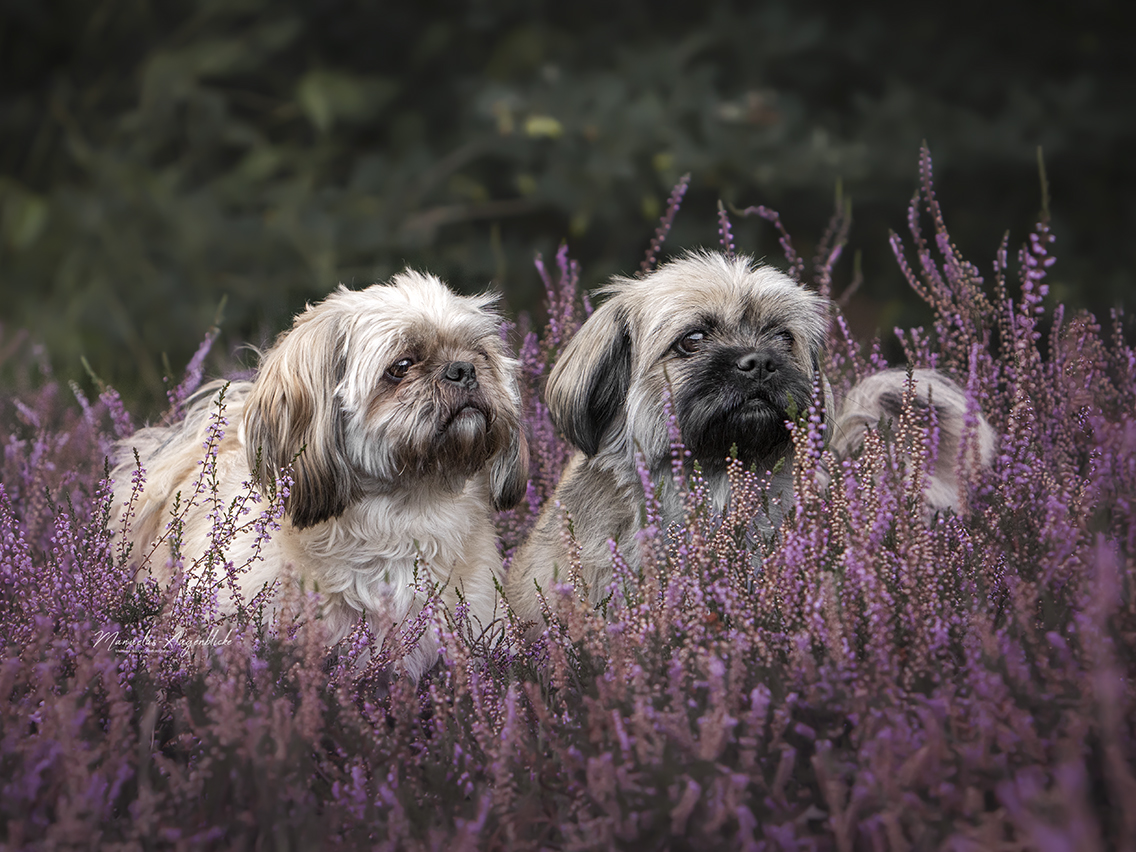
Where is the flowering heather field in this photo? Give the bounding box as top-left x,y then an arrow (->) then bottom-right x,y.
2,149 -> 1134,850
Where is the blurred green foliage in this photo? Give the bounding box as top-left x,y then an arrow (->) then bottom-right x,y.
1,0 -> 1133,413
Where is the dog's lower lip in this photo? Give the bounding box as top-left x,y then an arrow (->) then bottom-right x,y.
739,395 -> 777,413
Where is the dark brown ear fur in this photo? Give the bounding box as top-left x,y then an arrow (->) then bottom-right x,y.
545,300 -> 633,457
243,320 -> 360,529
491,425 -> 530,510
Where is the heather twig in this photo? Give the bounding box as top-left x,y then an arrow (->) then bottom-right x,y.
640,173 -> 691,275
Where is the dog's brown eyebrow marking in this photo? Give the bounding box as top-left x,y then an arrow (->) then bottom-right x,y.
756,320 -> 792,338
682,313 -> 722,335
389,340 -> 423,360
739,292 -> 808,330
398,332 -> 463,357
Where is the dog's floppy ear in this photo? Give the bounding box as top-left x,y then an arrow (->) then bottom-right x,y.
490,423 -> 530,510
545,298 -> 633,456
243,312 -> 360,529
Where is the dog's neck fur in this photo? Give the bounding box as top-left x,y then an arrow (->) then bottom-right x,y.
506,444 -> 795,633
263,476 -> 502,678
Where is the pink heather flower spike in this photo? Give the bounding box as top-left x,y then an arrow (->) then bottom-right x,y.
735,203 -> 807,282
640,173 -> 691,275
0,144 -> 1131,848
716,200 -> 736,261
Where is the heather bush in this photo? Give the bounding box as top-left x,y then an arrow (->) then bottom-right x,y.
1,148 -> 1134,850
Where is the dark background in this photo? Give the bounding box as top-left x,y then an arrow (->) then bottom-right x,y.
2,0 -> 1133,413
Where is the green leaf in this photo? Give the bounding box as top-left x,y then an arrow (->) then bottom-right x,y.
0,183 -> 49,250
523,115 -> 563,138
297,70 -> 399,134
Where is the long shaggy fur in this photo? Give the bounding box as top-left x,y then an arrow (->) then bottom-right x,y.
507,252 -> 996,635
507,251 -> 833,628
827,367 -> 996,513
112,271 -> 528,680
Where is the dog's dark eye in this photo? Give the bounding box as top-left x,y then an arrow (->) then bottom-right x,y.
387,358 -> 414,380
778,330 -> 794,348
677,331 -> 706,355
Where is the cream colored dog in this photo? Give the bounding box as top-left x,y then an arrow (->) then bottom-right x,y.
113,271 -> 528,679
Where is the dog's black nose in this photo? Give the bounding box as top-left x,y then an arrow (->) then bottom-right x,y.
442,361 -> 478,389
736,351 -> 780,382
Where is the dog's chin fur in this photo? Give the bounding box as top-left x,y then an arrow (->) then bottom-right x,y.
506,251 -> 834,630
111,270 -> 529,681
673,362 -> 805,475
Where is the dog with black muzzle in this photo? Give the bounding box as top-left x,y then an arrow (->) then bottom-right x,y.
112,270 -> 529,680
506,251 -> 995,632
506,251 -> 833,627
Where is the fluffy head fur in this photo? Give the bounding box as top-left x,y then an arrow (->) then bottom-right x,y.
827,367 -> 996,513
547,251 -> 832,477
507,251 -> 833,628
112,270 -> 528,680
241,270 -> 529,525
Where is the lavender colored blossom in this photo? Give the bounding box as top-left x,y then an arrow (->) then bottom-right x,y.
165,326 -> 220,417
640,173 -> 691,275
736,203 -> 807,282
0,148 -> 1133,849
717,200 -> 737,261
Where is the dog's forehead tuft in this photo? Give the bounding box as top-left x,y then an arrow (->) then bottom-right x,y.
607,251 -> 827,349
310,271 -> 505,405
325,270 -> 501,345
